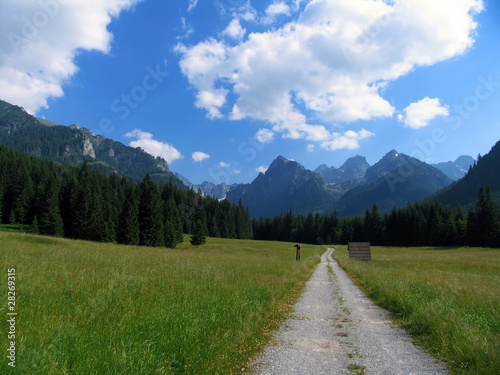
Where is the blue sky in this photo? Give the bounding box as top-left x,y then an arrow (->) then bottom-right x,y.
1,0 -> 499,185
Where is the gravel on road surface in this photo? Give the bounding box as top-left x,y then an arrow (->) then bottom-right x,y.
249,248 -> 448,374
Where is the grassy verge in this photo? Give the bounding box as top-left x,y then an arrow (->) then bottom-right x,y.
0,224 -> 33,233
333,245 -> 500,375
0,232 -> 323,374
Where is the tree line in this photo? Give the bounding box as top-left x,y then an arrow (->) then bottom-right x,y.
252,186 -> 500,248
1,143 -> 499,249
0,145 -> 253,247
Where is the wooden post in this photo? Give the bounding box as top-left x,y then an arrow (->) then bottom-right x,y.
348,242 -> 371,261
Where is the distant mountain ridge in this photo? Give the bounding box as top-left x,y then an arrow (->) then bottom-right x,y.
432,155 -> 475,180
174,173 -> 237,199
227,151 -> 454,218
315,155 -> 370,184
227,156 -> 335,217
333,150 -> 453,215
0,99 -> 185,187
431,140 -> 500,208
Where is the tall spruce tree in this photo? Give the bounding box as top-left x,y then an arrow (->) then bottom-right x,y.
11,163 -> 34,224
138,175 -> 164,247
190,219 -> 207,246
117,184 -> 140,245
37,176 -> 64,236
73,162 -> 106,242
467,186 -> 500,247
163,196 -> 183,248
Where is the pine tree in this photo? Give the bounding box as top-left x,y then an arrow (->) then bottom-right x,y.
37,177 -> 64,236
163,196 -> 183,248
0,183 -> 3,223
11,163 -> 34,224
73,162 -> 106,242
31,215 -> 39,234
467,186 -> 500,247
190,219 -> 207,246
455,206 -> 467,245
117,184 -> 140,245
138,175 -> 164,247
364,204 -> 383,244
8,209 -> 16,224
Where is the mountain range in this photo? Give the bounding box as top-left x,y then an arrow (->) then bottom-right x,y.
227,151 -> 455,217
227,156 -> 336,217
432,156 -> 476,180
1,98 -> 495,219
315,155 -> 370,184
331,150 -> 453,216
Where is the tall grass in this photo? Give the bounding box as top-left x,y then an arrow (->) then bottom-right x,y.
0,232 -> 323,374
333,245 -> 500,375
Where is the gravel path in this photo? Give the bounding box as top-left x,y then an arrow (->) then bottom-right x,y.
249,248 -> 448,374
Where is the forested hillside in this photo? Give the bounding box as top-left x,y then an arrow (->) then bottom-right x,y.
0,99 -> 185,187
0,145 -> 252,247
431,140 -> 500,208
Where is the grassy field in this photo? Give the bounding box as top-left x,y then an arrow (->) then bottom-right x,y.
333,245 -> 500,375
0,232 -> 324,374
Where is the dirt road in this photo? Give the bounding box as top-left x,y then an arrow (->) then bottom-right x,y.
250,248 -> 447,374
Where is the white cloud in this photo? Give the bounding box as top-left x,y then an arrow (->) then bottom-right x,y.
177,0 -> 483,149
192,151 -> 210,162
307,144 -> 315,152
213,0 -> 256,22
223,18 -> 246,40
0,0 -> 142,114
255,128 -> 275,144
263,1 -> 291,23
321,129 -> 375,151
219,161 -> 241,175
124,129 -> 183,163
256,165 -> 268,174
266,2 -> 290,16
188,0 -> 198,12
399,97 -> 450,129
177,16 -> 194,39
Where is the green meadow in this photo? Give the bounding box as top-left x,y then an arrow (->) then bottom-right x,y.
0,232 -> 323,374
333,245 -> 500,375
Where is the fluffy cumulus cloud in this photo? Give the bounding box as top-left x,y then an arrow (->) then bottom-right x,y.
263,1 -> 291,23
321,129 -> 375,151
398,97 -> 450,129
255,128 -> 275,144
192,151 -> 210,162
177,0 -> 483,150
223,18 -> 246,40
0,0 -> 142,114
266,2 -> 290,16
125,129 -> 183,163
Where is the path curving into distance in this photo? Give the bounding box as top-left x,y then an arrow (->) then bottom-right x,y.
250,248 -> 448,374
